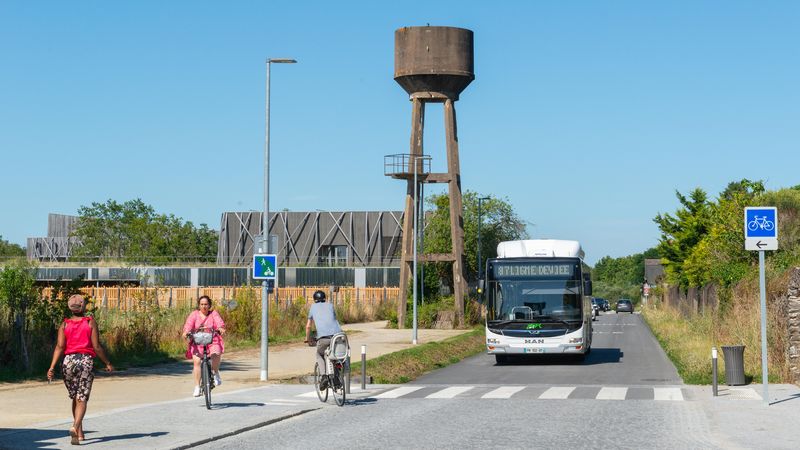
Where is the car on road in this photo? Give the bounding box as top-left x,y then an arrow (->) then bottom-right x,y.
616,299 -> 634,313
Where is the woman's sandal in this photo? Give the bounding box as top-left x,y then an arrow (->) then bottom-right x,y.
69,427 -> 80,445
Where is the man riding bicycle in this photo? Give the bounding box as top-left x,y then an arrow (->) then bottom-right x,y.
304,290 -> 342,390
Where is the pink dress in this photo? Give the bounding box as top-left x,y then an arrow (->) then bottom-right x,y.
183,310 -> 225,359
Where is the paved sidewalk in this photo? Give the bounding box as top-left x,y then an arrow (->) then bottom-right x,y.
0,321 -> 467,429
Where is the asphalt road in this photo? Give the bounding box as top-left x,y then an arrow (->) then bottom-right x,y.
5,311 -> 800,449
415,311 -> 682,386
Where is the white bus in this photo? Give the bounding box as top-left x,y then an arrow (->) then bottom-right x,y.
479,239 -> 593,363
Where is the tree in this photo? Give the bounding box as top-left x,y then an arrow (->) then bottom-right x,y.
653,188 -> 712,288
0,236 -> 25,257
592,248 -> 659,301
0,260 -> 39,372
71,199 -> 218,264
422,191 -> 527,294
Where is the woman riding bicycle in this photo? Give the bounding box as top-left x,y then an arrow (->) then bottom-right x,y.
182,295 -> 226,397
304,290 -> 342,389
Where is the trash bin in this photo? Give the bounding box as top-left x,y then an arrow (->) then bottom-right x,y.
721,345 -> 746,386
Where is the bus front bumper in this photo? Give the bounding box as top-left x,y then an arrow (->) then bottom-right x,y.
486,344 -> 585,355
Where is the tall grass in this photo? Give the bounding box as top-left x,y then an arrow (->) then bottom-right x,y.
643,269 -> 792,384
1,288 -> 397,381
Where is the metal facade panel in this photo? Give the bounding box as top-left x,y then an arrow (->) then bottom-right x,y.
36,268 -> 89,281
295,267 -> 355,287
217,211 -> 403,267
198,268 -> 248,286
153,268 -> 191,286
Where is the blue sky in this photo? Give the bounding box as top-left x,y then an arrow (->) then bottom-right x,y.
1,1 -> 798,265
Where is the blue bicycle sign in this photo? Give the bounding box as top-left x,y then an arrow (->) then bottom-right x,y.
744,208 -> 777,238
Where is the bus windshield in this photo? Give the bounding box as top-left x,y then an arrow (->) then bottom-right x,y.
486,279 -> 583,322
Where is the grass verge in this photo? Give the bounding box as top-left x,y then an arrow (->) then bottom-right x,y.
348,328 -> 485,384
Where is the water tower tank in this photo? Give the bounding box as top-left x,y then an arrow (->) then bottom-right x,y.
394,26 -> 474,99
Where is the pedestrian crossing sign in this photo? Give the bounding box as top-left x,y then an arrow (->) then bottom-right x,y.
253,254 -> 277,280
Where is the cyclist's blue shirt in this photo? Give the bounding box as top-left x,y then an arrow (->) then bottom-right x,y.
308,302 -> 342,338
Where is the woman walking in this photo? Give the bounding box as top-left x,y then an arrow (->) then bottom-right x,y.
182,295 -> 226,397
47,294 -> 114,445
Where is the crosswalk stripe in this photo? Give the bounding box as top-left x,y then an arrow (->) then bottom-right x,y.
596,387 -> 627,400
426,386 -> 475,399
654,388 -> 683,401
482,386 -> 526,399
539,387 -> 575,399
374,386 -> 424,399
297,391 -> 321,398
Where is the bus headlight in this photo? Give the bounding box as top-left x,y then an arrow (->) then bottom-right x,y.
569,337 -> 583,344
487,338 -> 500,344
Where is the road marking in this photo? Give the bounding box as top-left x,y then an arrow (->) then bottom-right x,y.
481,386 -> 526,399
654,388 -> 684,401
539,387 -> 575,399
596,387 -> 627,400
374,386 -> 424,399
297,391 -> 322,398
426,386 -> 475,399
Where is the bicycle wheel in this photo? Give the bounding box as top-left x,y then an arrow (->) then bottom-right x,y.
331,363 -> 345,406
314,362 -> 328,403
201,359 -> 212,409
764,220 -> 775,231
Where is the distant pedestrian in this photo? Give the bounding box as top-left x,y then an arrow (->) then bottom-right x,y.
47,294 -> 114,445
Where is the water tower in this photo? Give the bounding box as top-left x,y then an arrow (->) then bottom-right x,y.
385,26 -> 474,328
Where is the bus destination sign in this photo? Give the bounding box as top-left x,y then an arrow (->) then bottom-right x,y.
493,262 -> 575,279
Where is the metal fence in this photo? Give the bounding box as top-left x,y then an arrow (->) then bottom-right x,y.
42,286 -> 401,311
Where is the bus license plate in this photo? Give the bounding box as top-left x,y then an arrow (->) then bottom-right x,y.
524,348 -> 545,354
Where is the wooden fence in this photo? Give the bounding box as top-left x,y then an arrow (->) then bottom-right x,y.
42,286 -> 400,311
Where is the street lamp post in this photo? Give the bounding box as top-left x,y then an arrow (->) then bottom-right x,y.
261,57 -> 296,381
412,155 -> 431,345
477,197 -> 490,280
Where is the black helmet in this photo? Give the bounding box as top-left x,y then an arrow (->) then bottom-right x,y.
313,290 -> 326,303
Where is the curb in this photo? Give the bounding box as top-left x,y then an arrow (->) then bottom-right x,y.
171,408 -> 318,449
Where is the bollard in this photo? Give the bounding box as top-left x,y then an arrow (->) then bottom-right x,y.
712,347 -> 718,397
361,345 -> 367,390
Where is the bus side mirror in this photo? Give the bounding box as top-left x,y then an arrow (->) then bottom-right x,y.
584,280 -> 593,296
476,279 -> 485,303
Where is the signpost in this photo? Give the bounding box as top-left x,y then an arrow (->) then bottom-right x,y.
744,206 -> 778,406
253,253 -> 277,381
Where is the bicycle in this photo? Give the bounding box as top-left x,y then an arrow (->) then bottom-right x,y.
309,332 -> 350,406
748,216 -> 775,231
188,328 -> 220,410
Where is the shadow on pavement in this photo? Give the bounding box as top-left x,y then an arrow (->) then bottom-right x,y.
770,393 -> 800,406
584,348 -> 623,365
211,402 -> 266,410
82,431 -> 169,445
0,429 -> 168,449
345,397 -> 378,407
494,348 -> 622,366
84,359 -> 254,380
